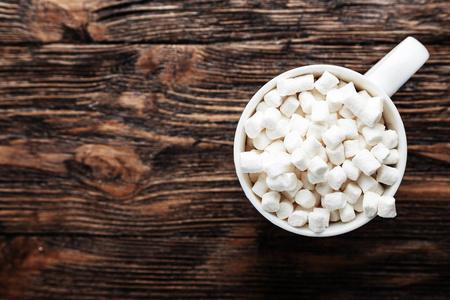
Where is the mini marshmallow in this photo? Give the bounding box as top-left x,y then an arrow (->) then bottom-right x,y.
316,146 -> 328,163
307,169 -> 328,184
356,173 -> 378,193
329,209 -> 340,222
245,111 -> 264,139
373,183 -> 385,196
339,203 -> 355,222
265,140 -> 287,154
377,196 -> 397,218
306,122 -> 328,142
371,143 -> 391,163
266,172 -> 298,192
264,89 -> 284,107
322,125 -> 346,149
289,114 -> 310,136
326,143 -> 345,166
288,209 -> 308,227
298,91 -> 315,114
308,212 -> 326,233
277,74 -> 315,96
315,71 -> 339,95
323,192 -> 347,211
316,181 -> 333,196
253,130 -> 272,150
311,89 -> 325,101
328,166 -> 347,190
295,189 -> 317,209
266,117 -> 290,140
362,123 -> 385,146
302,136 -> 322,158
359,103 -> 382,128
313,207 -> 330,227
282,179 -> 303,200
276,198 -> 294,219
308,156 -> 329,176
240,151 -> 263,173
263,152 -> 293,178
291,148 -> 310,171
354,195 -> 364,212
377,164 -> 400,186
326,112 -> 338,127
337,119 -> 359,139
356,117 -> 366,133
252,173 -> 268,197
358,134 -> 372,151
343,182 -> 362,204
343,139 -> 361,158
311,101 -> 330,122
358,90 -> 371,99
340,82 -> 366,116
326,88 -> 343,112
363,191 -> 380,217
261,191 -> 281,213
262,107 -> 281,130
301,172 -> 315,190
284,130 -> 303,154
383,130 -> 399,149
353,149 -> 381,176
256,101 -> 269,113
342,159 -> 361,181
384,149 -> 399,165
339,106 -> 356,119
280,96 -> 300,118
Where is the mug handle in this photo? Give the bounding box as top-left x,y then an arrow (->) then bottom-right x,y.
364,37 -> 429,97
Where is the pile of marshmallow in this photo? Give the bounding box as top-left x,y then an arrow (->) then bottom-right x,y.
240,71 -> 399,233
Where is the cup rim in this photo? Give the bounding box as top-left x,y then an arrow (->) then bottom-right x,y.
234,64 -> 407,237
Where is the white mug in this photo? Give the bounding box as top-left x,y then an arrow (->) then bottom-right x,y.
234,37 -> 429,237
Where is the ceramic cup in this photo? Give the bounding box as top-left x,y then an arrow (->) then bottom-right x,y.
234,37 -> 429,237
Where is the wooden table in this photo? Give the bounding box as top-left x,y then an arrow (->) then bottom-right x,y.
0,1 -> 449,299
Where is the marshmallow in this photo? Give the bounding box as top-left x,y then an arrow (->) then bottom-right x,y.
354,195 -> 364,212
313,207 -> 331,227
280,95 -> 300,118
252,173 -> 268,197
316,146 -> 328,163
288,209 -> 308,227
326,143 -> 345,166
371,143 -> 390,163
384,149 -> 399,165
338,105 -> 356,119
253,130 -> 272,150
282,179 -> 303,200
284,130 -> 303,153
328,166 -> 347,190
298,91 -> 315,114
266,117 -> 290,140
362,123 -> 385,146
256,101 -> 269,113
306,121 -> 328,142
266,172 -> 298,192
323,192 -> 347,211
311,89 -> 325,101
358,134 -> 371,151
343,139 -> 361,158
277,74 -> 315,96
326,112 -> 339,127
264,89 -> 284,107
337,119 -> 359,139
295,189 -> 317,209
377,196 -> 397,218
240,151 -> 263,173
377,164 -> 400,186
276,198 -> 294,219
352,149 -> 381,176
311,101 -> 330,122
245,111 -> 264,139
263,152 -> 293,178
301,172 -> 315,190
322,125 -> 346,149
308,212 -> 326,233
383,130 -> 399,149
359,97 -> 383,127
302,135 -> 322,158
358,90 -> 371,99
373,183 -> 385,196
291,148 -> 310,171
261,191 -> 281,213
329,209 -> 340,222
307,169 -> 327,184
289,114 -> 310,136
326,88 -> 343,112
340,82 -> 366,116
265,140 -> 287,154
315,71 -> 339,95
343,182 -> 362,204
262,107 -> 281,130
363,191 -> 380,217
339,203 -> 355,222
356,117 -> 366,133
342,159 -> 361,181
316,181 -> 333,196
356,173 -> 378,193
308,156 -> 329,176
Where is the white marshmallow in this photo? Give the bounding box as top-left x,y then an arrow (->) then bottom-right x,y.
352,149 -> 381,176
383,130 -> 399,149
291,148 -> 310,171
302,136 -> 322,158
377,196 -> 397,218
289,114 -> 310,136
265,140 -> 287,154
338,106 -> 356,119
343,182 -> 362,204
284,130 -> 303,154
384,149 -> 399,165
356,117 -> 366,133
343,139 -> 361,158
316,181 -> 333,196
308,212 -> 326,233
326,112 -> 339,127
362,123 -> 385,146
295,189 -> 317,209
252,173 -> 268,197
253,130 -> 272,150
371,143 -> 391,163
356,173 -> 378,193
339,203 -> 356,222
316,146 -> 328,163
256,101 -> 269,113
377,164 -> 400,186
280,95 -> 300,118
288,209 -> 308,227
359,97 -> 383,127
326,143 -> 345,166
337,119 -> 359,139
277,74 -> 315,96
307,169 -> 327,184
354,195 -> 364,212
263,152 -> 293,178
261,191 -> 281,213
311,101 -> 330,122
323,192 -> 347,211
306,122 -> 328,142
358,134 -> 372,151
340,82 -> 366,116
329,209 -> 340,222
262,107 -> 281,130
313,207 -> 331,227
282,179 -> 303,200
264,89 -> 284,107
298,91 -> 315,114
266,117 -> 290,140
358,90 -> 371,99
308,156 -> 329,176
266,172 -> 298,192
245,111 -> 264,139
315,71 -> 339,95
322,125 -> 346,149
328,166 -> 347,190
301,172 -> 315,190
240,151 -> 263,173
276,198 -> 294,219
342,159 -> 361,181
326,88 -> 343,112
373,183 -> 385,196
363,191 -> 380,217
311,89 -> 325,101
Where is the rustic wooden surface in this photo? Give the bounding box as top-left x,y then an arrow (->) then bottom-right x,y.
0,0 -> 449,299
